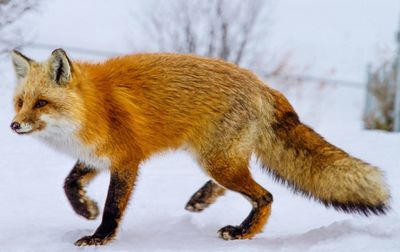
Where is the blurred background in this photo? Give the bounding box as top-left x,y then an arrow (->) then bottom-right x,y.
0,1 -> 399,252
1,0 -> 400,131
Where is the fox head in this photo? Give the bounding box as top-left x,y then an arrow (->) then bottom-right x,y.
10,49 -> 82,136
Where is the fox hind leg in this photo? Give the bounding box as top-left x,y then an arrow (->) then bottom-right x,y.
199,148 -> 273,240
185,180 -> 226,212
189,104 -> 273,239
64,161 -> 99,220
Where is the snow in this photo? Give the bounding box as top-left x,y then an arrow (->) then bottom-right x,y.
0,0 -> 400,251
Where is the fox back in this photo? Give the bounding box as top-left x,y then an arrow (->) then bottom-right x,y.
11,51 -> 268,166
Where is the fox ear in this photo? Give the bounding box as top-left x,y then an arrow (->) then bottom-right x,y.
48,48 -> 72,85
10,50 -> 32,81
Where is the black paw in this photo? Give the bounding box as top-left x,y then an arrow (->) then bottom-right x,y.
65,181 -> 100,220
185,199 -> 209,212
74,234 -> 114,246
185,190 -> 212,212
218,225 -> 245,240
74,197 -> 99,220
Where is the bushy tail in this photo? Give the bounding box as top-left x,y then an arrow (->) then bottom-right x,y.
256,89 -> 390,216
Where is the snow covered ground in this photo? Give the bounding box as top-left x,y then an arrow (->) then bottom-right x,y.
0,0 -> 399,251
0,80 -> 399,252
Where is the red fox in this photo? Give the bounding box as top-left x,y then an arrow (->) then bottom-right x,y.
10,49 -> 390,246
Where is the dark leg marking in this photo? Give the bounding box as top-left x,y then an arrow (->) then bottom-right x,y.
75,168 -> 137,246
218,192 -> 273,240
64,161 -> 99,220
185,180 -> 226,212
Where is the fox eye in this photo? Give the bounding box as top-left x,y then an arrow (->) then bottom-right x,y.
34,99 -> 48,108
17,99 -> 23,108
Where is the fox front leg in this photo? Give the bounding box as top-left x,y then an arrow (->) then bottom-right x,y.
64,161 -> 99,220
75,165 -> 138,246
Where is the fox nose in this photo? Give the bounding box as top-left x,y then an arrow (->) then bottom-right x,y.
10,122 -> 21,131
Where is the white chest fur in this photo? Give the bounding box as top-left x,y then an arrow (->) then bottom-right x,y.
35,115 -> 111,170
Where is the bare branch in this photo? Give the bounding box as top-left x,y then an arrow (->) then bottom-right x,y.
130,0 -> 272,71
0,0 -> 40,54
234,1 -> 264,64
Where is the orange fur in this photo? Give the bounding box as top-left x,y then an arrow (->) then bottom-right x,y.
10,50 -> 390,246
